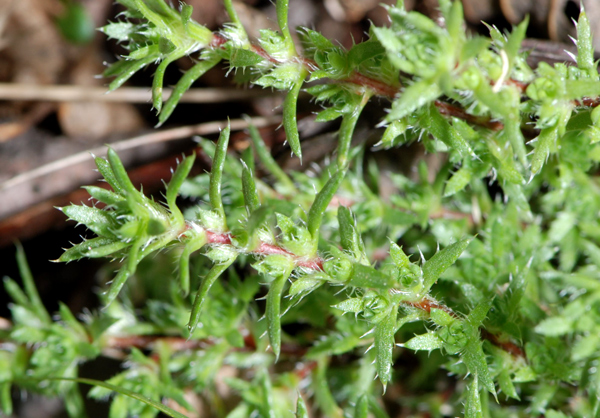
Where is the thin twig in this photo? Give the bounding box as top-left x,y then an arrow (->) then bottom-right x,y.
0,115 -> 281,193
0,83 -> 273,103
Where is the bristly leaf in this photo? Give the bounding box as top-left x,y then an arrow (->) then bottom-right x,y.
209,123 -> 231,226
94,156 -> 123,194
307,170 -> 345,252
241,162 -> 260,215
403,332 -> 443,351
265,255 -> 294,360
375,307 -> 397,388
61,205 -> 119,239
387,80 -> 441,121
576,8 -> 598,80
157,56 -> 221,126
338,206 -> 366,262
152,50 -> 187,113
15,243 -> 51,325
422,237 -> 472,292
107,148 -> 140,197
166,154 -> 195,229
188,254 -> 237,334
531,126 -> 557,175
295,394 -> 309,418
464,375 -> 482,418
283,75 -> 307,161
58,238 -> 128,262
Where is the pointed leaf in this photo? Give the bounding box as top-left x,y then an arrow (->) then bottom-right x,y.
210,123 -> 231,222
464,375 -> 482,418
242,162 -> 260,214
283,77 -> 306,161
375,307 -> 397,387
307,170 -> 345,244
423,237 -> 472,291
404,332 -> 443,351
158,56 -> 221,126
166,154 -> 195,228
61,205 -> 119,238
266,256 -> 294,360
59,237 -> 128,262
16,243 -> 51,325
188,254 -> 237,334
388,81 -> 441,121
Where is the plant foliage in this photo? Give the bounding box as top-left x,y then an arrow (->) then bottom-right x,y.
4,0 -> 600,417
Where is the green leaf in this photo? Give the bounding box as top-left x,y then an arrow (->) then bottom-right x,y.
498,370 -> 519,400
467,299 -> 493,327
338,206 -> 365,261
84,186 -> 125,207
61,205 -> 118,238
333,298 -> 364,314
346,263 -> 396,289
241,162 -> 260,215
15,243 -> 51,325
576,8 -> 598,80
444,163 -> 472,196
422,237 -> 472,291
430,308 -> 454,327
295,394 -> 309,418
348,41 -> 385,68
380,119 -> 408,148
531,126 -> 557,175
375,307 -> 397,388
94,156 -> 123,194
354,394 -> 369,418
572,333 -> 600,361
58,237 -> 128,262
464,375 -> 482,418
166,154 -> 195,228
307,170 -> 345,247
426,104 -> 472,158
188,255 -> 237,334
404,332 -> 443,351
56,2 -> 95,44
230,49 -> 263,67
107,148 -> 140,197
283,76 -> 306,161
389,242 -> 410,269
210,123 -> 231,224
337,96 -> 368,168
461,339 -> 495,396
158,56 -> 221,126
152,49 -> 187,113
265,256 -> 294,360
534,317 -> 572,337
388,81 -> 441,120
107,52 -> 161,92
